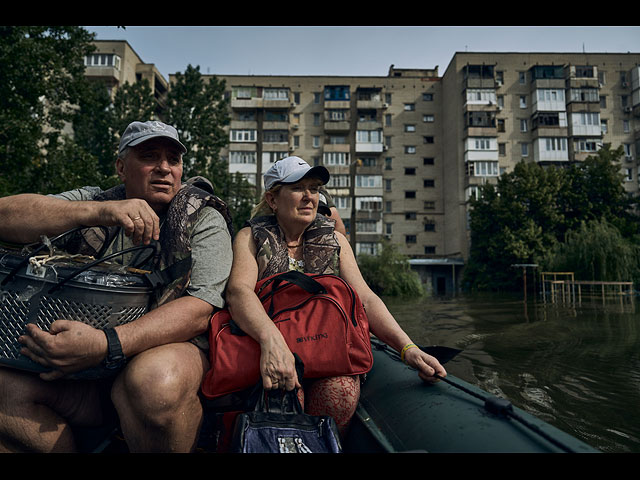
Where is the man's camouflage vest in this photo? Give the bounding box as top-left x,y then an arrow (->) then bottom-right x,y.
248,214 -> 340,280
65,176 -> 233,310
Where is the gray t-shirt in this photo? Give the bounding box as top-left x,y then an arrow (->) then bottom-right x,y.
50,186 -> 232,309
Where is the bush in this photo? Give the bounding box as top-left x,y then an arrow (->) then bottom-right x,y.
357,240 -> 425,297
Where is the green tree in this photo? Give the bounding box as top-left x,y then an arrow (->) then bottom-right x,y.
166,64 -> 254,230
560,144 -> 638,238
544,218 -> 640,284
358,239 -> 425,297
465,145 -> 640,291
0,26 -> 96,195
111,79 -> 157,141
464,162 -> 564,290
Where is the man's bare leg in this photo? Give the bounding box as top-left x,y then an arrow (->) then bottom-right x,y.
0,368 -> 103,453
111,342 -> 209,453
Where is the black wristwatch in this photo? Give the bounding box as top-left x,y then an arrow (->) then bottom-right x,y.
102,327 -> 127,370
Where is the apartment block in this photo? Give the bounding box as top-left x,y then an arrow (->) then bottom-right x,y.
87,41 -> 639,293
85,40 -> 168,116
206,52 -> 640,293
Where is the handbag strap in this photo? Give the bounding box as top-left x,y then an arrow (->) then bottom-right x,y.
264,271 -> 327,317
256,353 -> 305,414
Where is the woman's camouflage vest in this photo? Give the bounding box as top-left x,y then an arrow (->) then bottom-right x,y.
65,177 -> 233,310
248,214 -> 340,280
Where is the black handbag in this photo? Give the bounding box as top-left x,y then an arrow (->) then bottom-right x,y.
230,356 -> 342,453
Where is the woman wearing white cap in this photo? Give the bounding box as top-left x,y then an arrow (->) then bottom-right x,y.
224,156 -> 446,435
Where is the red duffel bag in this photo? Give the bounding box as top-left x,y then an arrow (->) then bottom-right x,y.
201,271 -> 373,400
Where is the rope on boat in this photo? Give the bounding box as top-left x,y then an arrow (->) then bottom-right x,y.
371,339 -> 577,453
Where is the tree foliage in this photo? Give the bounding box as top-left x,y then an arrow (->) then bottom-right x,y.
464,145 -> 639,291
544,218 -> 640,284
166,65 -> 254,231
358,239 -> 425,297
0,26 -> 97,195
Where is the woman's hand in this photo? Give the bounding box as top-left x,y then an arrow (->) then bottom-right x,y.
403,346 -> 447,384
259,333 -> 301,391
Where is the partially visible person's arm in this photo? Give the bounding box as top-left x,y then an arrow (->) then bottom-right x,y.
334,232 -> 447,382
0,193 -> 159,245
224,227 -> 301,391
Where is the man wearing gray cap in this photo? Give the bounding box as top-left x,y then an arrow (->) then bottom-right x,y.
0,121 -> 233,452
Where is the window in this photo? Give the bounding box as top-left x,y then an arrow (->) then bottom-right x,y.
356,130 -> 382,143
404,103 -> 415,111
326,109 -> 348,121
334,196 -> 350,209
312,136 -> 320,148
229,151 -> 256,164
405,191 -> 416,198
424,201 -> 435,210
424,179 -> 435,187
85,54 -> 121,69
423,114 -> 434,123
405,167 -> 416,175
544,137 -> 568,152
263,130 -> 288,143
405,124 -> 416,132
323,152 -> 349,166
405,235 -> 417,244
405,212 -> 417,220
313,113 -> 321,126
262,151 -> 288,164
424,246 -> 436,254
520,96 -> 527,108
356,220 -> 378,233
521,143 -> 529,157
359,157 -> 377,167
264,88 -> 289,100
324,86 -> 350,101
405,146 -> 416,154
356,175 -> 382,188
423,157 -> 434,165
358,197 -> 382,211
569,88 -> 599,103
520,119 -> 528,132
423,93 -> 434,101
424,221 -> 435,232
384,158 -> 392,170
423,136 -> 434,144
230,129 -> 256,142
327,175 -> 350,188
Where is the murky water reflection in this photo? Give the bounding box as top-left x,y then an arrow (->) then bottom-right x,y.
384,292 -> 640,453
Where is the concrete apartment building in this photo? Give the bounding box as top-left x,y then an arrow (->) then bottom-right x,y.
84,40 -> 169,117
87,40 -> 640,293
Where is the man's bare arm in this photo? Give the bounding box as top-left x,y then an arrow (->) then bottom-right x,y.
0,193 -> 159,245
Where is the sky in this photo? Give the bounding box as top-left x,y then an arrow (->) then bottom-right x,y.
84,26 -> 640,79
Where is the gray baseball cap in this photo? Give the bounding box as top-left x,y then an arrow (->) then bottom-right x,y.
263,156 -> 329,191
118,121 -> 187,154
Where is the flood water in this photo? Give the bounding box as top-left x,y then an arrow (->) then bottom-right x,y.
383,291 -> 640,453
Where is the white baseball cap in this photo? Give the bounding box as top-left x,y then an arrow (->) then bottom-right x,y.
263,156 -> 329,191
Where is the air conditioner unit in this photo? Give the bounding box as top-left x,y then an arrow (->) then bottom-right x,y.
622,81 -> 629,88
624,106 -> 632,113
288,146 -> 295,152
292,124 -> 299,129
382,103 -> 389,108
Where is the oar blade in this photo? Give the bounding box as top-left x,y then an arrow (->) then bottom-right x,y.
418,345 -> 462,364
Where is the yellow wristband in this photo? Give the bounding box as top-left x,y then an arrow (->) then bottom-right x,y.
400,343 -> 418,364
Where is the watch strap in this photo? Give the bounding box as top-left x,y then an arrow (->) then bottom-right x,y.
102,327 -> 126,369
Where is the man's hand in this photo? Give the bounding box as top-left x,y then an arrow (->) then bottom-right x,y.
18,320 -> 108,381
97,199 -> 160,246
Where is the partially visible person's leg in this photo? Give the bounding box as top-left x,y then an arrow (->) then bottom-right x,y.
304,375 -> 360,436
0,367 -> 103,452
111,342 -> 209,452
